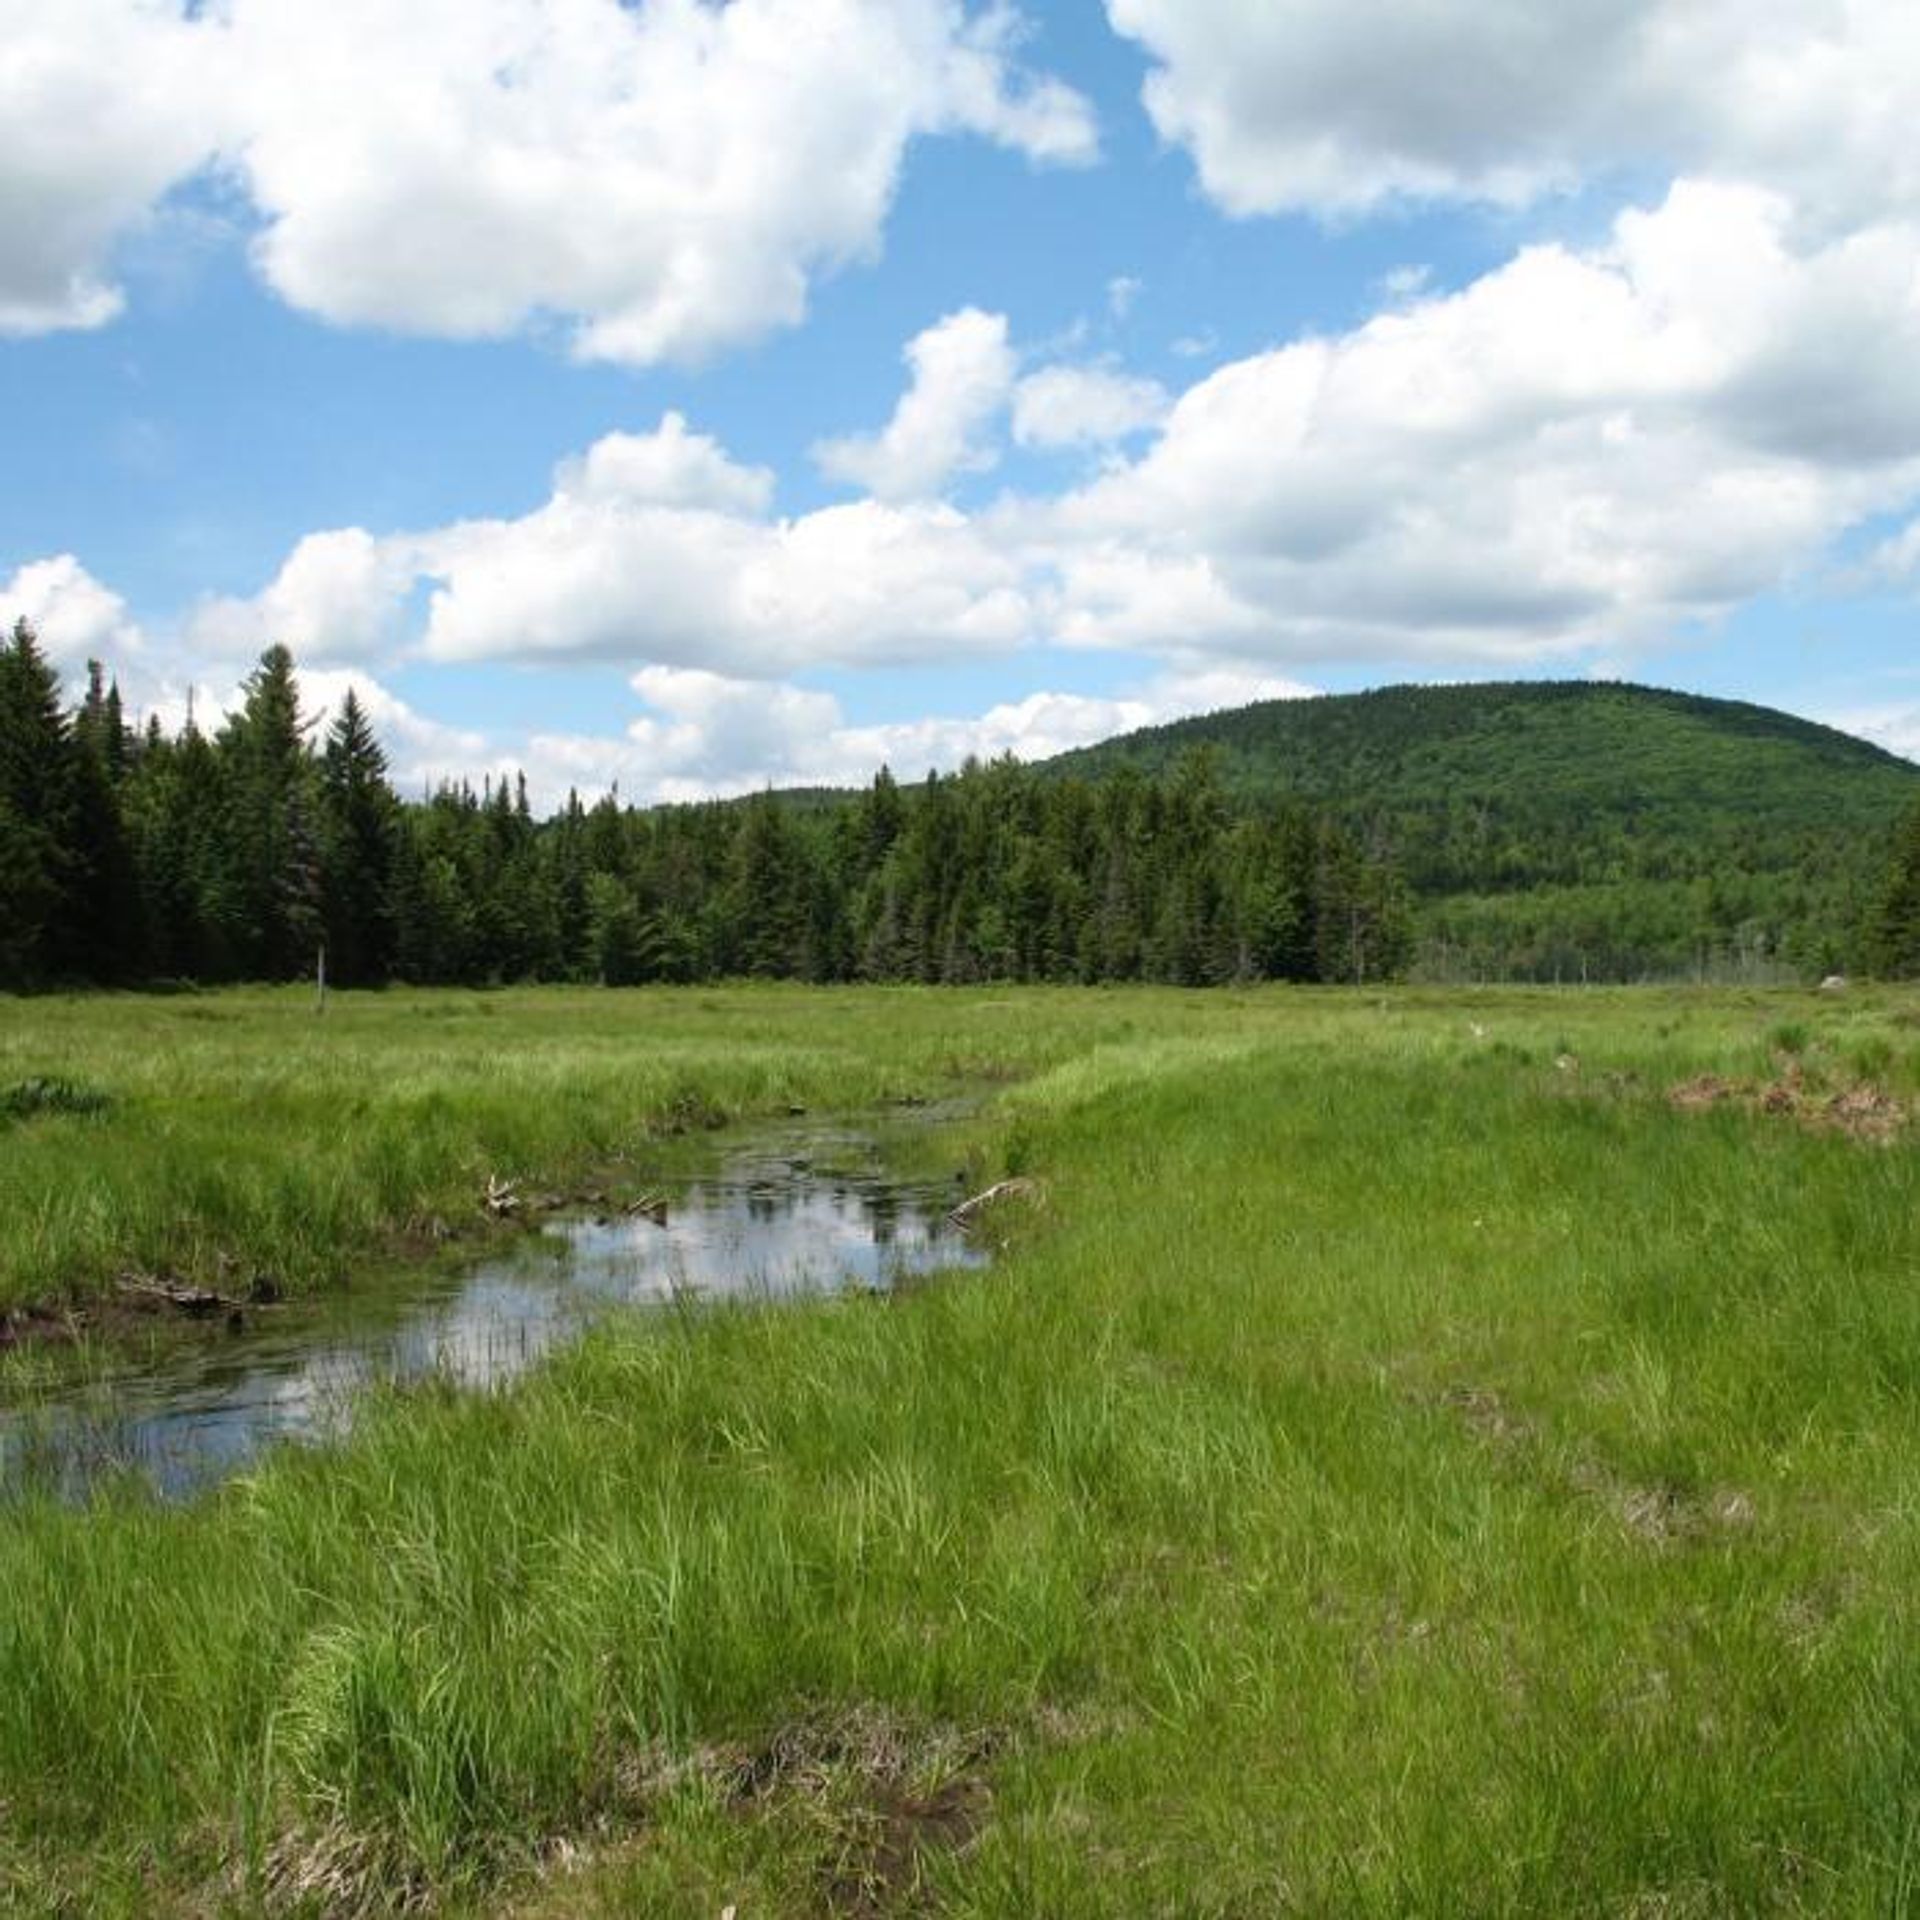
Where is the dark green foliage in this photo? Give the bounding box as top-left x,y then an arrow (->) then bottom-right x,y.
213,645 -> 324,980
0,1075 -> 110,1122
319,689 -> 398,987
1866,798 -> 1920,977
0,637 -> 1407,990
0,620 -> 85,989
582,871 -> 652,985
68,660 -> 144,980
1052,680 -> 1920,980
19,647 -> 1917,992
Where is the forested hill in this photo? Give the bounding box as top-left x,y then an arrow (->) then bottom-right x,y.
1047,681 -> 1920,979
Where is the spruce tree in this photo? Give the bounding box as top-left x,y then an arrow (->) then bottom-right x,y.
216,645 -> 323,978
69,660 -> 146,978
0,620 -> 82,987
319,688 -> 399,986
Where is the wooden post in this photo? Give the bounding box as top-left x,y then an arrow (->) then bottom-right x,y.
316,943 -> 328,1015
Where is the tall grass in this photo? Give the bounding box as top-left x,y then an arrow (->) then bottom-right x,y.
0,984 -> 1205,1312
1,983 -> 1918,1913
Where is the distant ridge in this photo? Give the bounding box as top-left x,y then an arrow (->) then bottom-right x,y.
1042,680 -> 1919,979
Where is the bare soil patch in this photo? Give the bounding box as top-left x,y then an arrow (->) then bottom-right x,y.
1665,1067 -> 1909,1143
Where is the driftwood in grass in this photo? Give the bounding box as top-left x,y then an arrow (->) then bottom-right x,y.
115,1273 -> 244,1319
948,1177 -> 1040,1229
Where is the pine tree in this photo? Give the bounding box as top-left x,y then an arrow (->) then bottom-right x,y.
67,660 -> 146,979
319,689 -> 399,986
727,793 -> 811,976
0,621 -> 82,987
216,645 -> 324,979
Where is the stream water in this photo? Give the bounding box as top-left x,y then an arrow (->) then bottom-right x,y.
0,1114 -> 986,1502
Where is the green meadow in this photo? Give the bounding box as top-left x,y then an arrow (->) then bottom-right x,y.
3,984 -> 1919,1915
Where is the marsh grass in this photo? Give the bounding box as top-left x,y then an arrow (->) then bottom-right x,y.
1,983 -> 1918,1914
0,985 -> 1179,1314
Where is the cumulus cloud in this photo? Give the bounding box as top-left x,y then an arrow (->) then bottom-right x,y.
558,414 -> 775,516
0,0 -> 222,334
0,555 -> 146,665
520,662 -> 1317,806
419,488 -> 1032,672
82,162 -> 1920,718
1012,364 -> 1169,448
189,413 -> 1036,676
149,175 -> 1920,686
1043,179 -> 1920,659
1828,701 -> 1920,762
815,308 -> 1016,499
0,0 -> 1092,355
224,0 -> 1092,365
1107,0 -> 1920,230
188,527 -> 423,665
0,540 -> 1316,804
294,667 -> 498,794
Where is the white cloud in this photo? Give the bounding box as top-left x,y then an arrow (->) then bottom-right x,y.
0,0 -> 221,334
295,668 -> 495,794
189,527 -> 423,666
419,485 -> 1033,672
599,665 -> 848,799
1041,179 -> 1920,659
1041,546 -> 1274,653
1818,701 -> 1920,762
0,0 -> 1092,358
88,171 -> 1920,707
832,665 -> 1315,778
1012,364 -> 1169,448
192,413 -> 1035,676
0,555 -> 146,665
815,307 -> 1016,499
558,413 -> 775,516
519,661 -> 1318,806
1107,0 -> 1920,231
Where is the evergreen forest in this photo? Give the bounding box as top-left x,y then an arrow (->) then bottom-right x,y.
6,620 -> 1919,993
0,624 -> 1408,992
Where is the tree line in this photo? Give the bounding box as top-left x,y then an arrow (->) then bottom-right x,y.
0,625 -> 1414,992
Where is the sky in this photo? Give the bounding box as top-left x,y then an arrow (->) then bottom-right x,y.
4,0 -> 1920,806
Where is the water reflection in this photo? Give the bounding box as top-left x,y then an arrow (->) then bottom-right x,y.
0,1120 -> 982,1502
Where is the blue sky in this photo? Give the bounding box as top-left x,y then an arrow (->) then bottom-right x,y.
4,0 -> 1918,801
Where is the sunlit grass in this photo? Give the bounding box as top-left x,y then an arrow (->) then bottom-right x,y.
1,982 -> 1917,1914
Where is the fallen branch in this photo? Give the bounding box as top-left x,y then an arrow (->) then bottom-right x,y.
625,1193 -> 669,1227
483,1174 -> 522,1218
948,1177 -> 1040,1229
115,1273 -> 244,1318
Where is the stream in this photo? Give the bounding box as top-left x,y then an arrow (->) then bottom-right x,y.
0,1113 -> 986,1502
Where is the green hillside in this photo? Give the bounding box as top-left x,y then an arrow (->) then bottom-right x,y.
1047,681 -> 1920,981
